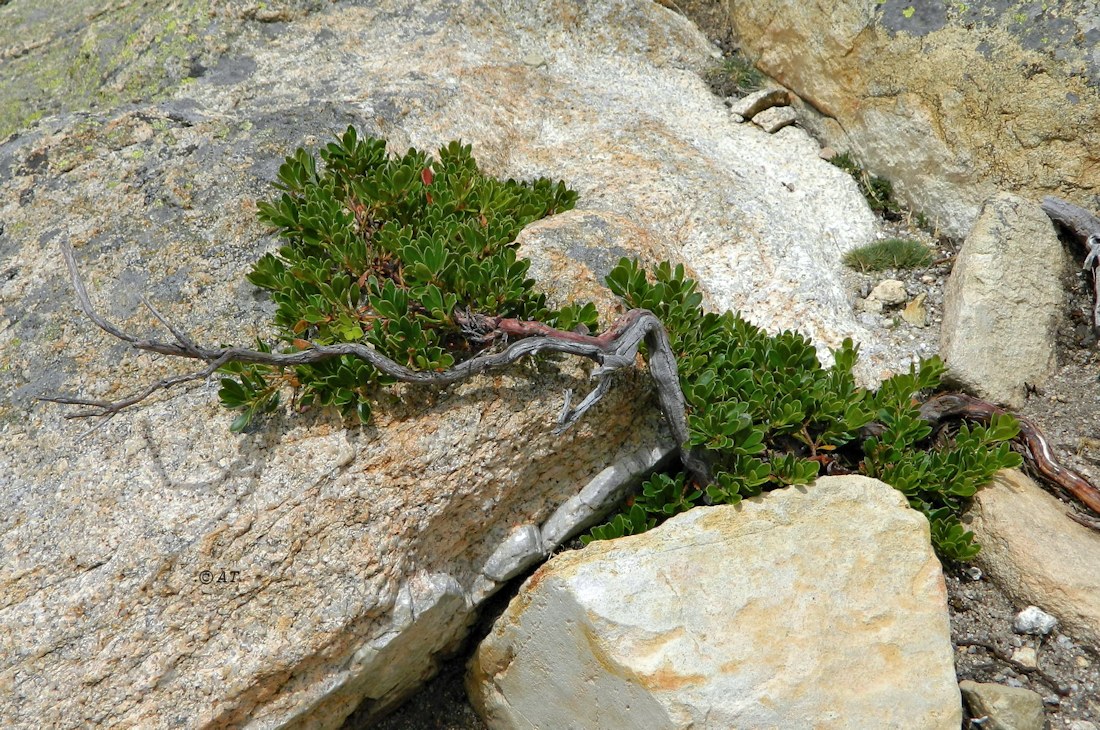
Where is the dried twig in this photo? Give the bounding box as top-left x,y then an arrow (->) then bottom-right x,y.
919,392 -> 1100,524
1042,195 -> 1100,334
43,241 -> 711,484
955,636 -> 1070,695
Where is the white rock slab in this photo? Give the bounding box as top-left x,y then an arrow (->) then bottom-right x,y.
729,87 -> 790,118
752,105 -> 798,133
468,476 -> 961,729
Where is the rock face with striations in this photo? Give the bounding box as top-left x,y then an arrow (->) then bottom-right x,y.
468,476 -> 961,729
0,1 -> 913,727
721,0 -> 1100,237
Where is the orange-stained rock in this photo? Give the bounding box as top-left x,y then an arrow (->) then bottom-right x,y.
723,1 -> 1100,237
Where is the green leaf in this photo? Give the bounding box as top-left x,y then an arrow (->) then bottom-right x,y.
230,411 -> 252,433
218,378 -> 249,407
341,324 -> 365,342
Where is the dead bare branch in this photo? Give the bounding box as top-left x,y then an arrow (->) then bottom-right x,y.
1042,195 -> 1100,334
919,392 -> 1100,521
45,241 -> 711,484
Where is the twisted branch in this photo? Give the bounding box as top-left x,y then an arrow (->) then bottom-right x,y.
43,241 -> 710,484
920,392 -> 1100,527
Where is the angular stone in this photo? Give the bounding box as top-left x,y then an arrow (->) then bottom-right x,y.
752,105 -> 798,133
902,291 -> 928,326
1010,646 -> 1038,669
941,193 -> 1066,407
869,278 -> 908,306
729,87 -> 790,119
468,476 -> 961,729
969,470 -> 1100,648
959,680 -> 1045,730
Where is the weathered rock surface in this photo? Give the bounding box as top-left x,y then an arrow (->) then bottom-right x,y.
0,0 -> 326,140
0,0 -> 925,727
941,193 -> 1066,407
969,469 -> 1100,648
467,476 -> 961,729
751,105 -> 797,134
721,1 -> 1100,237
959,680 -> 1045,730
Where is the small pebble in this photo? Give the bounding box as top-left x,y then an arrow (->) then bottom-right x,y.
920,274 -> 936,284
1013,606 -> 1057,635
1011,646 -> 1038,668
962,565 -> 983,581
869,279 -> 908,306
1074,654 -> 1090,668
858,297 -> 884,314
901,291 -> 927,326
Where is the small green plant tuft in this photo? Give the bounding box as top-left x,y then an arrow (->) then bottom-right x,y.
842,237 -> 935,272
829,152 -> 902,218
704,52 -> 764,98
219,126 -> 587,431
584,259 -> 1022,561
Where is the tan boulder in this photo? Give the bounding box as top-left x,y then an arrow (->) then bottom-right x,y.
941,193 -> 1067,407
959,680 -> 1045,730
969,470 -> 1100,647
721,1 -> 1100,237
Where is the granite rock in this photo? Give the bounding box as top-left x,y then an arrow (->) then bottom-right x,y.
468,476 -> 961,729
959,680 -> 1045,730
0,0 -> 924,726
721,0 -> 1100,237
969,470 -> 1100,648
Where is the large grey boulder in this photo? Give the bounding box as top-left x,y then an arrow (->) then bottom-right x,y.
468,476 -> 961,729
0,1 -> 913,726
941,192 -> 1067,408
719,1 -> 1100,237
